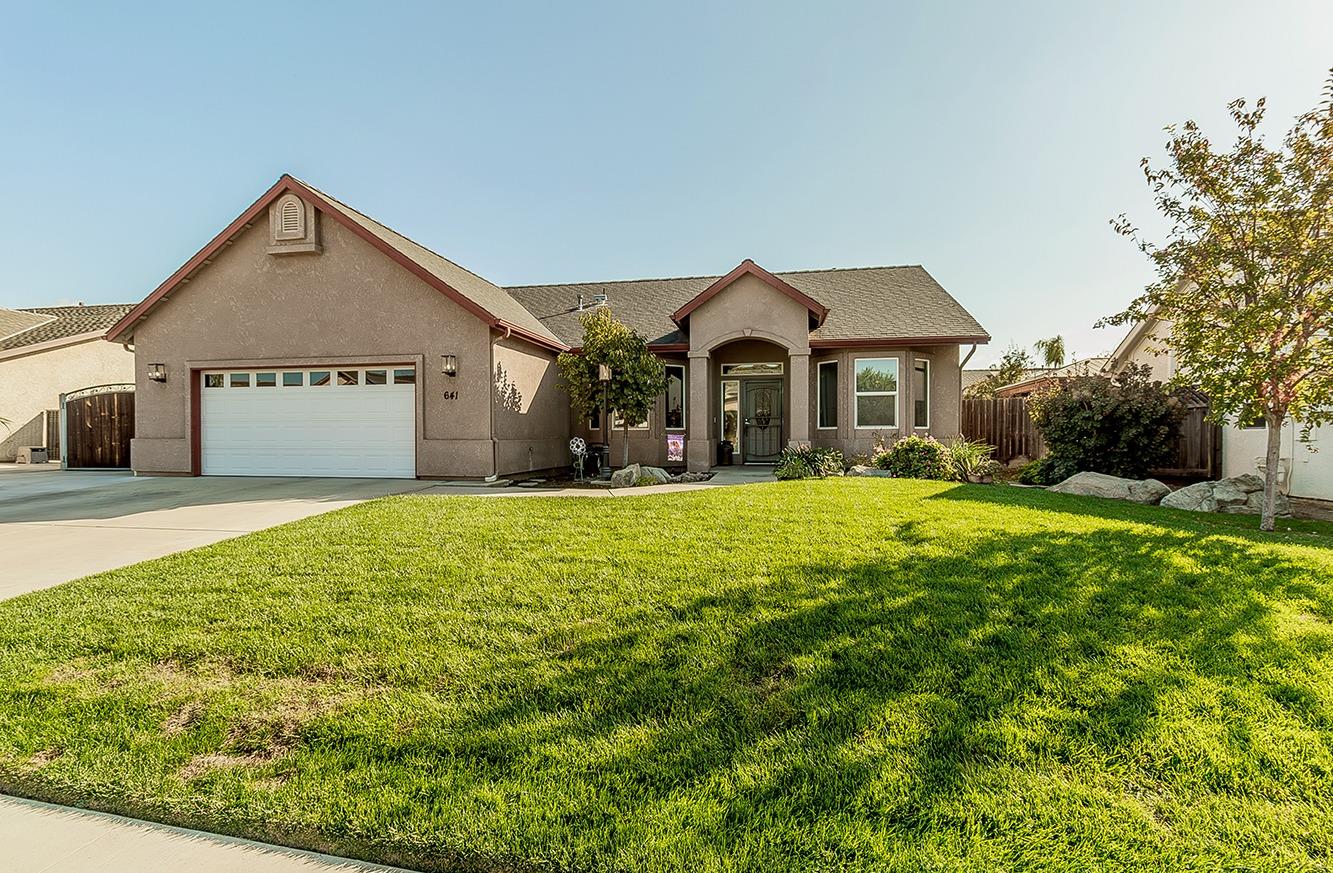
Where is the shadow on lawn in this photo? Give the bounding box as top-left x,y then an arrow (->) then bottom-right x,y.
422,518 -> 1331,861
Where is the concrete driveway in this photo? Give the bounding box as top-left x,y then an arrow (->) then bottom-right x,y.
0,465 -> 435,599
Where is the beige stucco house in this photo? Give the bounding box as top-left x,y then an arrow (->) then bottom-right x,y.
1105,315 -> 1333,502
0,304 -> 135,461
105,175 -> 989,478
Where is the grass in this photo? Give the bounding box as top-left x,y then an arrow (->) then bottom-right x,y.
1,480 -> 1332,871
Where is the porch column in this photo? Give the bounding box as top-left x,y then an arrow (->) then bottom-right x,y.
789,352 -> 810,445
686,351 -> 711,472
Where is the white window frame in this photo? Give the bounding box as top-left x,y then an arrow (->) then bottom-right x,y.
853,356 -> 900,430
664,364 -> 687,432
816,360 -> 838,430
913,358 -> 930,429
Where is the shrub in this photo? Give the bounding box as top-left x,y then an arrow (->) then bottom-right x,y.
1027,365 -> 1182,482
634,475 -> 657,487
946,438 -> 1001,483
1017,457 -> 1056,485
775,445 -> 845,480
874,434 -> 952,480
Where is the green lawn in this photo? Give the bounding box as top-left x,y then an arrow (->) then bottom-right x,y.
2,480 -> 1332,871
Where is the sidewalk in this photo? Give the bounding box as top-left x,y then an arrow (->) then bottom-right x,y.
0,795 -> 413,872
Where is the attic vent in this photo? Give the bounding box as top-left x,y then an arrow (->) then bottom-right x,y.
280,199 -> 301,234
591,293 -> 608,306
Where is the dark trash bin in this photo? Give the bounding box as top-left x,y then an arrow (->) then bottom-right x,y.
717,440 -> 734,466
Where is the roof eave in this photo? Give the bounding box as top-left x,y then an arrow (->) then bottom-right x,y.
809,334 -> 990,349
670,259 -> 830,328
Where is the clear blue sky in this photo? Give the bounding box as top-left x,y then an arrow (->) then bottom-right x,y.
1,1 -> 1328,366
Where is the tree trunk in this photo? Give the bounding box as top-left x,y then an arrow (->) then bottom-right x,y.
1260,410 -> 1284,532
622,422 -> 630,468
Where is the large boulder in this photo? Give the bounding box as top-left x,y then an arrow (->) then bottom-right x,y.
1048,471 -> 1170,505
609,463 -> 641,488
1161,475 -> 1291,517
641,465 -> 671,484
846,465 -> 893,478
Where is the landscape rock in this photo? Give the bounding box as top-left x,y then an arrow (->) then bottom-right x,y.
846,465 -> 893,478
1160,475 -> 1291,517
641,466 -> 671,484
1048,471 -> 1169,505
668,471 -> 713,484
609,463 -> 641,488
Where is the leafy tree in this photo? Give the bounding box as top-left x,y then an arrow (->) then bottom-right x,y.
1033,335 -> 1067,369
1103,72 -> 1333,530
1027,366 -> 1181,483
557,307 -> 667,468
966,345 -> 1032,397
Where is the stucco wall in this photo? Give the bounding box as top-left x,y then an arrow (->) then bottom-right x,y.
570,353 -> 690,468
0,337 -> 134,460
129,211 -> 502,478
492,335 -> 569,474
1223,419 -> 1333,501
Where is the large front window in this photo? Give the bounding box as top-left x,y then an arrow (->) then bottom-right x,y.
854,357 -> 898,428
664,364 -> 686,430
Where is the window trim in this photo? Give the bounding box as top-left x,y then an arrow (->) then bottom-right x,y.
913,358 -> 930,429
664,363 -> 687,432
853,356 -> 900,430
816,359 -> 838,430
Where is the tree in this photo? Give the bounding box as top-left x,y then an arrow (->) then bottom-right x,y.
965,345 -> 1032,397
557,307 -> 668,468
1033,335 -> 1067,369
1103,72 -> 1333,530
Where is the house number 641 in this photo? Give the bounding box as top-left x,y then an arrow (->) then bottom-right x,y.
442,390 -> 459,400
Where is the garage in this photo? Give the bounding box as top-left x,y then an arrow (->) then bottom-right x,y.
200,366 -> 416,477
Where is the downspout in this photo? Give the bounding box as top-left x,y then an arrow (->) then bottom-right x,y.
960,344 -> 977,369
485,325 -> 515,482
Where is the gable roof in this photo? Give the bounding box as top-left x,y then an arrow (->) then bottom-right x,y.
507,265 -> 989,348
671,260 -> 829,327
0,308 -> 54,343
0,304 -> 135,352
105,176 -> 565,351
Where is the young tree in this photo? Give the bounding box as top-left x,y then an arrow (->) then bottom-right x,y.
966,345 -> 1033,397
1103,72 -> 1333,530
557,307 -> 668,468
1033,335 -> 1067,369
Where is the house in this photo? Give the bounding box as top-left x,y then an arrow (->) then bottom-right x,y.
105,175 -> 989,478
980,358 -> 1110,398
0,304 -> 135,461
1105,314 -> 1333,502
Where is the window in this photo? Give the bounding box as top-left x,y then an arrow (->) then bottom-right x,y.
282,372 -> 303,387
721,380 -> 740,443
613,410 -> 649,430
588,406 -> 602,431
309,370 -> 331,386
365,369 -> 387,385
854,358 -> 898,428
229,373 -> 250,388
664,365 -> 686,430
393,368 -> 415,385
913,359 -> 930,428
337,370 -> 359,386
256,372 -> 277,388
817,360 -> 838,429
204,374 -> 223,388
721,362 -> 783,376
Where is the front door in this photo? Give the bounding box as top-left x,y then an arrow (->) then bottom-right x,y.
741,378 -> 783,463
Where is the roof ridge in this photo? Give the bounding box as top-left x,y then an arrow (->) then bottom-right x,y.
292,177 -> 507,294
506,264 -> 925,290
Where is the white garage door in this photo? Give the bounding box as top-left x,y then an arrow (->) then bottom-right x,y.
201,366 -> 416,478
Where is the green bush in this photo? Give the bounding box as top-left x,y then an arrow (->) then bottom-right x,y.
775,445 -> 845,480
874,434 -> 953,480
1027,365 -> 1182,482
1017,457 -> 1056,485
946,438 -> 1001,483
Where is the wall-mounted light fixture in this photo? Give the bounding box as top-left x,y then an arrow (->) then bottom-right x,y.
441,354 -> 458,377
147,363 -> 168,383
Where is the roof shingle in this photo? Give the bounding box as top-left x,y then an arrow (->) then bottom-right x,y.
0,304 -> 135,352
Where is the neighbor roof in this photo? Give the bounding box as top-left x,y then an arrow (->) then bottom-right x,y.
507,265 -> 989,348
106,176 -> 565,351
0,308 -> 54,344
0,304 -> 135,352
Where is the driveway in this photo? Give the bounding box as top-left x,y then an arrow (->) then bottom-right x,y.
0,466 -> 435,599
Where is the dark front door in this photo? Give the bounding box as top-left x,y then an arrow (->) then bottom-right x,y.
741,378 -> 783,463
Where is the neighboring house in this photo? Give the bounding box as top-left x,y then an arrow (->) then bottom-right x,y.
0,304 -> 135,461
105,175 -> 989,478
1105,315 -> 1333,502
989,358 -> 1110,398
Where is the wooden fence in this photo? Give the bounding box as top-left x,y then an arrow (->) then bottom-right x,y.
961,391 -> 1222,480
